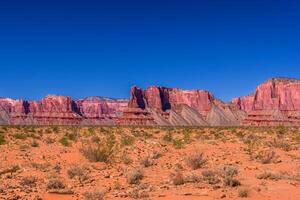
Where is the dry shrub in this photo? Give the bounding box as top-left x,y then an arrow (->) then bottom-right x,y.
183,174 -> 201,183
121,153 -> 133,165
0,133 -> 6,145
127,168 -> 144,184
81,135 -> 116,163
223,177 -> 241,187
256,170 -> 282,180
150,151 -> 162,159
269,138 -> 292,151
20,176 -> 38,187
254,149 -> 278,164
47,179 -> 66,190
219,164 -> 240,187
0,165 -> 20,175
238,187 -> 250,198
186,152 -> 207,170
83,190 -> 104,200
219,164 -> 239,178
127,184 -> 150,199
202,170 -> 220,185
170,172 -> 185,185
141,156 -> 154,167
67,165 -> 88,181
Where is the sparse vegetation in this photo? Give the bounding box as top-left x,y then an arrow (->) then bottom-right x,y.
81,134 -> 116,163
1,125 -> 300,200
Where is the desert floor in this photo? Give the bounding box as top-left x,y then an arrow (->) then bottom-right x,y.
0,125 -> 300,200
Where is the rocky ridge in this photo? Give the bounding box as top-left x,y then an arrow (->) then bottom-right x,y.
1,77 -> 300,126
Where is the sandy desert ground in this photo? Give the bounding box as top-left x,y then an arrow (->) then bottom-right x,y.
0,125 -> 300,200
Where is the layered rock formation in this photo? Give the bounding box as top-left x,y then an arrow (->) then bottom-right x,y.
0,98 -> 17,124
118,86 -> 245,126
2,77 -> 300,126
0,95 -> 128,125
232,77 -> 300,125
76,97 -> 128,124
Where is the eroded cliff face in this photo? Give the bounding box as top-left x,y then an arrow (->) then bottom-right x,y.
0,98 -> 18,124
10,95 -> 81,125
76,97 -> 128,124
2,77 -> 300,126
0,95 -> 128,125
232,78 -> 300,125
119,86 -> 244,126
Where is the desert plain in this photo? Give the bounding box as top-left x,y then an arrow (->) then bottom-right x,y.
0,125 -> 300,200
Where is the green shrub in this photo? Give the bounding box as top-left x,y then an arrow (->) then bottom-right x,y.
59,136 -> 70,146
173,139 -> 184,149
31,140 -> 39,147
276,125 -> 286,135
52,126 -> 59,133
13,133 -> 27,140
183,129 -> 192,143
121,135 -> 135,146
163,132 -> 173,142
0,134 -> 6,145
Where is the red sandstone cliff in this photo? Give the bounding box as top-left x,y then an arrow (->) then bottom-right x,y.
232,77 -> 300,125
76,97 -> 128,124
0,95 -> 128,125
119,86 -> 244,126
2,77 -> 300,126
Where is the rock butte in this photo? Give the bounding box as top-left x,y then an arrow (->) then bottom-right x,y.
1,77 -> 300,126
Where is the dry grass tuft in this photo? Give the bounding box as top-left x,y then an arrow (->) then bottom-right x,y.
127,168 -> 144,184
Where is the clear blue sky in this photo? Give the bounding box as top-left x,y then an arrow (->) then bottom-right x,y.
1,0 -> 300,101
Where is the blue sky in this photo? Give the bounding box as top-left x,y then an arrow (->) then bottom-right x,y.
1,0 -> 300,101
